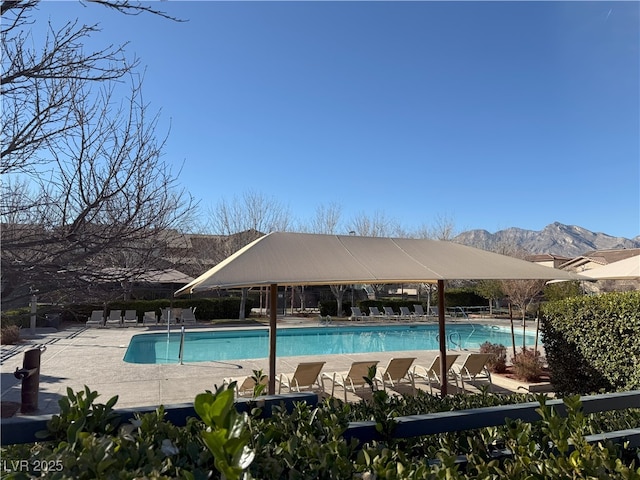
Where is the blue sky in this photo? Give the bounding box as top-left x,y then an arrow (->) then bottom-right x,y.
35,1 -> 639,238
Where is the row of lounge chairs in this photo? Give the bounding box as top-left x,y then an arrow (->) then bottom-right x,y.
86,307 -> 197,327
350,305 -> 433,321
226,353 -> 494,401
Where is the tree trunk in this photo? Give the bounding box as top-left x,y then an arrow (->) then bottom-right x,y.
239,287 -> 248,320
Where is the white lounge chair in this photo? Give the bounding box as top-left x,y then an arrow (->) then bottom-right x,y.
413,354 -> 460,394
160,308 -> 176,325
276,361 -> 325,393
322,360 -> 379,402
451,353 -> 493,391
106,310 -> 122,327
376,357 -> 416,394
227,375 -> 269,397
86,310 -> 104,328
143,311 -> 157,326
181,308 -> 196,325
123,310 -> 138,327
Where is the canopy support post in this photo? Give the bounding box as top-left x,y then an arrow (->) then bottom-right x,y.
268,284 -> 277,394
438,280 -> 447,396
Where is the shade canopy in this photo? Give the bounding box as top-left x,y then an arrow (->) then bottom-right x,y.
580,255 -> 640,280
176,232 -> 582,294
175,231 -> 584,396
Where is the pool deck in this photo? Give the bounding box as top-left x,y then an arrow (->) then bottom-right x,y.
1,316 -> 544,418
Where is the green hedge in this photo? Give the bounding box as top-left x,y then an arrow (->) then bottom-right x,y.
541,291 -> 640,395
318,300 -> 352,316
445,288 -> 486,307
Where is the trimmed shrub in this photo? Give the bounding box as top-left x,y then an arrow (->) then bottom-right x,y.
480,342 -> 507,373
541,291 -> 640,394
318,300 -> 351,316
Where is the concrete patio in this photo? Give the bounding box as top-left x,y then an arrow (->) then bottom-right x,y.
1,316 -> 542,418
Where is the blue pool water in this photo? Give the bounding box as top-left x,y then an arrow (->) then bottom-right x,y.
123,324 -> 536,364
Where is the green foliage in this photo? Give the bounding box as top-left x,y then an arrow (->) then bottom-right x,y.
250,369 -> 267,398
194,385 -> 254,480
444,288 -> 487,308
474,280 -> 504,304
541,291 -> 640,394
248,399 -> 358,478
486,395 -> 640,479
318,300 -> 352,316
3,386 -> 640,479
479,342 -> 508,373
544,280 -> 582,302
42,386 -> 120,444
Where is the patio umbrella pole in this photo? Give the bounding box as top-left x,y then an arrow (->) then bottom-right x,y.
269,284 -> 277,394
438,280 -> 447,396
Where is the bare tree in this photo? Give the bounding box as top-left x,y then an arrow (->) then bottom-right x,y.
300,201 -> 343,234
348,210 -> 403,238
500,278 -> 545,323
206,190 -> 292,318
1,1 -> 194,306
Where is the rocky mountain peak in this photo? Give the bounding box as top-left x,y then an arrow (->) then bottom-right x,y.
453,223 -> 640,257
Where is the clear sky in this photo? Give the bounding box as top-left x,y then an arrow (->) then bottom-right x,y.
34,1 -> 639,239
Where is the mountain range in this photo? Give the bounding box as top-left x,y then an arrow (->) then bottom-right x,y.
453,222 -> 640,257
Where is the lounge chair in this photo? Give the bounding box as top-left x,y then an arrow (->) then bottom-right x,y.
368,306 -> 385,320
376,357 -> 416,393
383,306 -> 400,320
350,306 -> 366,321
322,360 -> 379,402
123,310 -> 138,327
399,306 -> 414,320
143,311 -> 157,326
413,354 -> 460,394
413,304 -> 429,320
451,353 -> 493,391
227,375 -> 269,397
159,308 -> 176,325
86,310 -> 104,328
181,307 -> 196,325
106,310 -> 122,327
277,361 -> 326,393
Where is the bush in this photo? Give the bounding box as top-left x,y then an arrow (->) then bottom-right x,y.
3,386 -> 639,479
1,324 -> 20,345
512,347 -> 544,382
480,342 -> 507,373
541,291 -> 640,394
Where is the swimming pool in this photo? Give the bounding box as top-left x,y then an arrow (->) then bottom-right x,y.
123,324 -> 536,364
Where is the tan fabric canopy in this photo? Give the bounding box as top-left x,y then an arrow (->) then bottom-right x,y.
580,255 -> 640,280
174,232 -> 585,396
176,232 -> 582,294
